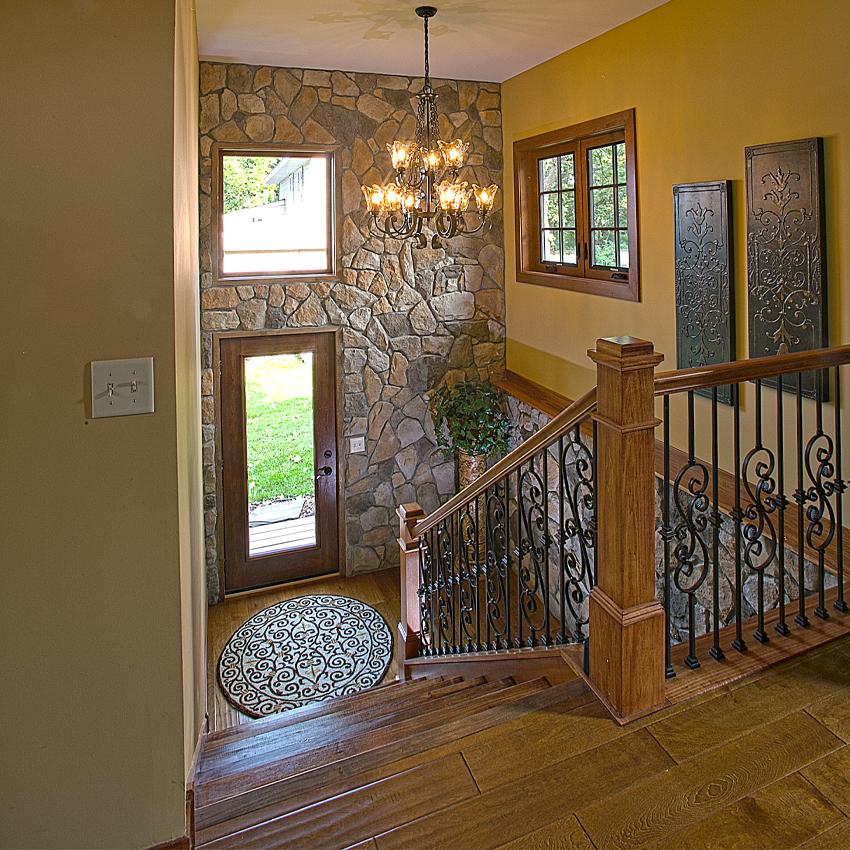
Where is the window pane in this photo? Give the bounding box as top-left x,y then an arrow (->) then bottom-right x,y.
563,230 -> 578,265
246,352 -> 316,556
617,186 -> 628,223
560,154 -> 575,189
589,144 -> 614,187
618,229 -> 629,269
591,229 -> 616,267
542,230 -> 561,262
539,156 -> 559,191
616,142 -> 626,183
561,190 -> 576,227
540,193 -> 561,229
591,187 -> 615,227
222,154 -> 330,275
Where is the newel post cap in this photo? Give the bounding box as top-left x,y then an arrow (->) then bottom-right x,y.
588,336 -> 664,371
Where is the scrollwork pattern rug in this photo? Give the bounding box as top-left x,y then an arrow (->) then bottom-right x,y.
217,594 -> 393,718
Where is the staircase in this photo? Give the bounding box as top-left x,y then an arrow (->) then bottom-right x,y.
192,664 -> 591,848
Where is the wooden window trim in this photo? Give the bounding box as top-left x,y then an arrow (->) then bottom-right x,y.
514,108 -> 640,302
211,141 -> 341,285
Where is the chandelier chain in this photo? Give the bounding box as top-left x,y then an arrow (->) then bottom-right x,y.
423,15 -> 430,87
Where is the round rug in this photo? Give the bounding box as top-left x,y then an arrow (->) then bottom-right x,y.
217,594 -> 393,718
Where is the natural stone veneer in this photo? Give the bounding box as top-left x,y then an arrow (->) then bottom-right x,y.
199,61 -> 505,602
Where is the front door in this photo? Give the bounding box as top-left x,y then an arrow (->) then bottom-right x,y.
220,330 -> 339,593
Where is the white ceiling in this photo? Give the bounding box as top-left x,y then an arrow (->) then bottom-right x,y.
197,0 -> 669,83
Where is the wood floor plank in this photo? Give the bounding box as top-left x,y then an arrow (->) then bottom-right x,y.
640,773 -> 843,850
801,744 -> 850,817
649,646 -> 850,762
494,814 -> 596,850
199,752 -> 479,850
576,710 -> 843,850
795,817 -> 850,849
807,689 -> 850,743
195,678 -> 593,838
462,698 -> 625,791
373,731 -> 672,850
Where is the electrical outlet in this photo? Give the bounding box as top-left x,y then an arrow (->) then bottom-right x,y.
91,357 -> 155,418
349,436 -> 366,454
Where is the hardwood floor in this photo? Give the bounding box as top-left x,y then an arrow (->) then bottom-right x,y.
206,567 -> 401,732
195,635 -> 850,848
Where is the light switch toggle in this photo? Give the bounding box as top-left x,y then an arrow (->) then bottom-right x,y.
91,357 -> 155,418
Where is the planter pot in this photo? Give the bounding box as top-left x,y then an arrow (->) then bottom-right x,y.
456,450 -> 487,491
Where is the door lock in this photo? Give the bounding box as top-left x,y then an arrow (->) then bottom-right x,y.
315,465 -> 333,480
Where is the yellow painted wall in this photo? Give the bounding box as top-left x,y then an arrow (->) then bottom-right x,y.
0,1 -> 205,847
502,0 -> 849,393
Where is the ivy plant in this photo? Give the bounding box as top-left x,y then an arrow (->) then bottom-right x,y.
431,380 -> 511,458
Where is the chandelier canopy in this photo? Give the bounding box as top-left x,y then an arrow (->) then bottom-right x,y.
362,6 -> 498,249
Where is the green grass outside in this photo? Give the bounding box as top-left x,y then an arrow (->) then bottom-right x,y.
245,354 -> 314,504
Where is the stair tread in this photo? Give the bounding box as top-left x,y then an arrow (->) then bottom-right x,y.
204,675 -> 452,749
196,676 -> 530,804
199,677 -> 509,779
197,751 -> 480,850
195,677 -> 592,839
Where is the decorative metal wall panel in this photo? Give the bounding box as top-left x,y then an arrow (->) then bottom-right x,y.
674,181 -> 735,404
746,138 -> 828,398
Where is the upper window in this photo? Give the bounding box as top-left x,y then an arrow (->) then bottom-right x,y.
514,109 -> 639,301
212,144 -> 336,281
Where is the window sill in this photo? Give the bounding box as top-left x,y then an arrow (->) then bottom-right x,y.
516,268 -> 639,302
213,272 -> 339,286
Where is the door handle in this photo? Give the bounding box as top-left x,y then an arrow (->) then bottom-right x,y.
315,465 -> 332,481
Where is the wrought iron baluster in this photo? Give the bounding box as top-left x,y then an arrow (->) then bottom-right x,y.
457,500 -> 478,652
516,466 -> 523,648
517,454 -> 548,647
710,386 -> 724,659
418,533 -> 433,654
672,390 -> 710,668
732,382 -> 747,652
543,447 -> 551,645
505,474 -> 512,648
806,372 -> 834,621
835,366 -> 848,614
776,375 -> 790,636
557,435 -> 566,644
661,395 -> 674,677
741,378 -> 778,644
795,371 -> 810,628
474,494 -> 481,650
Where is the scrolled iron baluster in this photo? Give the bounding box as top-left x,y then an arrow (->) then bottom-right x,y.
417,534 -> 435,655
517,455 -> 549,646
834,366 -> 848,614
560,423 -> 596,643
434,517 -> 456,653
741,379 -> 779,643
794,370 -> 810,628
709,386 -> 725,660
457,500 -> 480,651
775,374 -> 791,637
803,387 -> 836,621
484,481 -> 509,650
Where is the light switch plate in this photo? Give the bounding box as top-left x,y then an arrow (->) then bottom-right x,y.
349,436 -> 366,454
91,357 -> 155,418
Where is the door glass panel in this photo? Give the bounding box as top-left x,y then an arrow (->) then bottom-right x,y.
245,352 -> 317,556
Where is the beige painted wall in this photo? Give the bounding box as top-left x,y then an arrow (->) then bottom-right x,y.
502,0 -> 849,398
0,2 -> 204,847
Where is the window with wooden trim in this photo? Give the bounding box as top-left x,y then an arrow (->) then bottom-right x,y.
514,109 -> 639,301
212,143 -> 337,282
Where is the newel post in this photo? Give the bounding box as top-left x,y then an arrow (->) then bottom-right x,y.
587,337 -> 666,721
396,503 -> 425,680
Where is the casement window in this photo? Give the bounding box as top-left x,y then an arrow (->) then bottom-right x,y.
211,143 -> 337,282
514,109 -> 639,301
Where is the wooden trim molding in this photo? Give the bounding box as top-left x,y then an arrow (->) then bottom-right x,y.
513,108 -> 640,302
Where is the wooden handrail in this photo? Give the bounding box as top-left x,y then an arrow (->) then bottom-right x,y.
654,343 -> 850,396
413,386 -> 598,536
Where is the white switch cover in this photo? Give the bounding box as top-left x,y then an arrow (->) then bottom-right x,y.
91,357 -> 155,418
349,436 -> 366,454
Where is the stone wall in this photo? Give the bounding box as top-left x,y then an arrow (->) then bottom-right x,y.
199,61 -> 505,602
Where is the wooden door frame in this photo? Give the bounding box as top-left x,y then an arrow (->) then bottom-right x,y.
212,326 -> 345,600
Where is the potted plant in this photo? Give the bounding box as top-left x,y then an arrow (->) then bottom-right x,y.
431,380 -> 511,490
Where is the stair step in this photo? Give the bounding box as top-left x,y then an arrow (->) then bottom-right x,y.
204,675 -> 451,749
197,676 -> 525,804
199,677 -> 505,779
194,677 -> 586,840
196,752 -> 480,850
